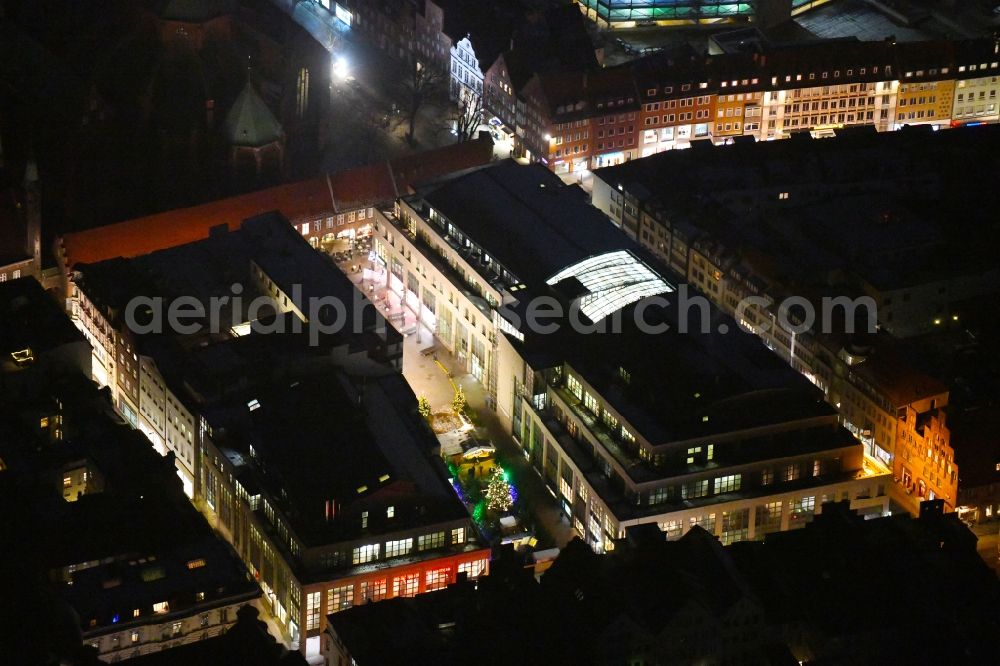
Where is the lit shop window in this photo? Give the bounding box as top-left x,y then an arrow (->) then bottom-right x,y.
360,579 -> 387,602
458,558 -> 488,579
425,568 -> 451,591
392,573 -> 419,598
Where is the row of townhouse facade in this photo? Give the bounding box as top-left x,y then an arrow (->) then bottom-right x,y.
294,4 -> 1000,176
366,161 -> 892,554
65,216 -> 489,658
590,143 -> 960,514
314,0 -> 492,102
70,266 -> 202,498
486,37 -> 1000,174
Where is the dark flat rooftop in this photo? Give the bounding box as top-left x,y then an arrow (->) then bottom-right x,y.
418,160 -> 648,288
520,291 -> 831,446
208,372 -> 468,548
0,277 -> 85,359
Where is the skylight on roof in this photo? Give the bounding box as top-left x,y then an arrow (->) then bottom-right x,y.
546,251 -> 673,322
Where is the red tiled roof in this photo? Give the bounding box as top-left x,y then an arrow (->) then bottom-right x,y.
60,136 -> 494,268
61,177 -> 331,268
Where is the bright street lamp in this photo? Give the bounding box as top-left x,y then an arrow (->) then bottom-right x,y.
333,56 -> 350,81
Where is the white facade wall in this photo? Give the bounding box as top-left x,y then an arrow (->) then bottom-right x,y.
450,37 -> 484,103
85,599 -> 250,662
518,398 -> 890,552
373,206 -> 500,397
952,73 -> 1000,123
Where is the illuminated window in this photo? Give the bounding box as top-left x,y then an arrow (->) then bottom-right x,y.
566,374 -> 583,400
425,567 -> 451,591
782,464 -> 800,482
707,444 -> 714,461
721,508 -> 750,545
458,558 -> 487,579
132,608 -> 140,618
690,513 -> 716,533
361,510 -> 368,529
327,584 -> 354,613
131,630 -> 140,644
171,622 -> 182,636
385,538 -> 412,558
392,573 -> 419,597
791,496 -> 816,523
418,531 -> 446,551
451,527 -> 466,544
386,505 -> 394,518
196,592 -> 205,601
186,558 -> 206,570
352,544 -> 379,564
755,501 -> 783,535
682,479 -> 708,499
714,474 -> 742,494
305,592 -> 320,630
686,446 -> 702,464
63,476 -> 71,488
40,417 -> 49,428
153,602 -> 169,614
295,67 -> 309,119
360,579 -> 387,602
583,392 -> 599,415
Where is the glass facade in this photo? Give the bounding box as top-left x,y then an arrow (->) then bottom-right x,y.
578,0 -> 753,24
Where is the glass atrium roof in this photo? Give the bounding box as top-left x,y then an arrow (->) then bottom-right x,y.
546,250 -> 673,322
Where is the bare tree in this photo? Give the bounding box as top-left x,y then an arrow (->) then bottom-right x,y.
399,55 -> 446,146
453,90 -> 485,143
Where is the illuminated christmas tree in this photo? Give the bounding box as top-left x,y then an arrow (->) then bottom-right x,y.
485,467 -> 513,513
452,385 -> 467,416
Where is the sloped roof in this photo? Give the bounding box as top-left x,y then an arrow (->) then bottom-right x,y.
61,178 -> 332,268
59,135 -> 494,269
223,80 -> 283,147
